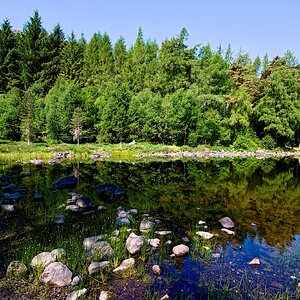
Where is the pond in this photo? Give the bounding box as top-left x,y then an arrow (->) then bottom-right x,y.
0,157 -> 300,299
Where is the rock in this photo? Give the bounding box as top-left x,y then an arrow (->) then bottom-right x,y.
66,288 -> 87,300
71,275 -> 81,286
196,231 -> 214,240
98,205 -> 107,211
51,248 -> 66,259
127,208 -> 138,214
83,235 -> 106,252
172,244 -> 189,257
90,153 -> 111,159
155,231 -> 172,236
1,204 -> 15,212
66,205 -> 81,212
126,233 -> 146,254
218,217 -> 235,228
161,294 -> 170,299
6,261 -> 27,278
182,237 -> 189,243
88,261 -> 109,274
99,291 -> 111,300
212,253 -> 221,259
152,265 -> 161,276
290,275 -> 297,280
248,258 -> 260,266
117,217 -> 130,226
40,262 -> 72,287
96,184 -> 124,195
148,238 -> 160,248
53,152 -> 70,160
29,159 -> 44,165
221,228 -> 235,235
33,193 -> 44,201
51,176 -> 78,189
113,258 -> 135,273
52,215 -> 65,224
139,218 -> 155,232
84,239 -> 114,258
198,220 -> 206,225
73,194 -> 93,208
31,252 -> 56,268
165,240 -> 172,245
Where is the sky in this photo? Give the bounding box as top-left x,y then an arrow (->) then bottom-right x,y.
0,0 -> 300,60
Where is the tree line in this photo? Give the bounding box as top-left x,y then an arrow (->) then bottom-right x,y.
0,11 -> 299,149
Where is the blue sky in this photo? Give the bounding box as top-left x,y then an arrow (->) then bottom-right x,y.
1,0 -> 299,60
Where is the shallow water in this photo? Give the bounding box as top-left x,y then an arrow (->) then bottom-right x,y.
0,158 -> 299,299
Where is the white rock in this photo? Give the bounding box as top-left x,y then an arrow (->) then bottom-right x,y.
218,217 -> 235,228
198,220 -> 206,225
290,275 -> 297,280
1,204 -> 15,212
155,231 -> 172,236
97,206 -> 107,211
113,258 -> 135,273
161,294 -> 170,299
152,265 -> 161,275
71,275 -> 81,286
148,238 -> 160,248
31,252 -> 56,268
196,231 -> 214,240
139,218 -> 155,232
165,240 -> 172,245
51,248 -> 66,259
221,228 -> 235,235
66,288 -> 87,300
248,258 -> 260,266
212,253 -> 221,259
66,205 -> 80,212
40,262 -> 72,286
88,261 -> 109,275
172,244 -> 189,257
99,291 -> 110,300
126,233 -> 146,254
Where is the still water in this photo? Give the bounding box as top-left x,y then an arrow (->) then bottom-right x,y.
0,158 -> 299,299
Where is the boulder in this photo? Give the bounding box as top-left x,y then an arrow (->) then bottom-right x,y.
1,204 -> 15,212
196,231 -> 214,240
40,262 -> 72,287
88,261 -> 109,275
172,244 -> 189,257
66,288 -> 87,300
126,233 -> 146,254
218,217 -> 235,228
6,261 -> 27,278
31,252 -> 56,268
51,176 -> 78,189
139,218 -> 155,232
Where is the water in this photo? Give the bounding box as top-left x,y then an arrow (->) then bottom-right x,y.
0,158 -> 299,299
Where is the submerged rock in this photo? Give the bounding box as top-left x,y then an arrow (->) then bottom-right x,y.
40,262 -> 72,286
126,233 -> 146,254
196,231 -> 214,240
6,261 -> 27,278
51,176 -> 78,189
172,244 -> 189,257
218,217 -> 235,228
66,288 -> 87,300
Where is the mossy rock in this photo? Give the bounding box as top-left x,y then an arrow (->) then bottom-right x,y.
6,261 -> 27,278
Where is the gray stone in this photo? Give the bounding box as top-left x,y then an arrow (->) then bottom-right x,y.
172,244 -> 189,257
196,231 -> 214,240
148,238 -> 160,248
221,228 -> 235,235
218,217 -> 235,228
71,275 -> 81,286
40,262 -> 72,286
51,248 -> 66,259
155,231 -> 172,236
66,288 -> 87,300
66,205 -> 80,212
83,235 -> 107,253
6,261 -> 27,278
126,233 -> 146,254
139,218 -> 155,232
113,258 -> 135,273
31,252 -> 56,268
88,261 -> 109,275
99,291 -> 111,300
127,208 -> 138,214
1,204 -> 15,212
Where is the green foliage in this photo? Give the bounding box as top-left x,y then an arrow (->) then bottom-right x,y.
261,135 -> 276,150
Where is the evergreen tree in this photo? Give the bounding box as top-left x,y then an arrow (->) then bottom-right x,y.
113,36 -> 127,78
